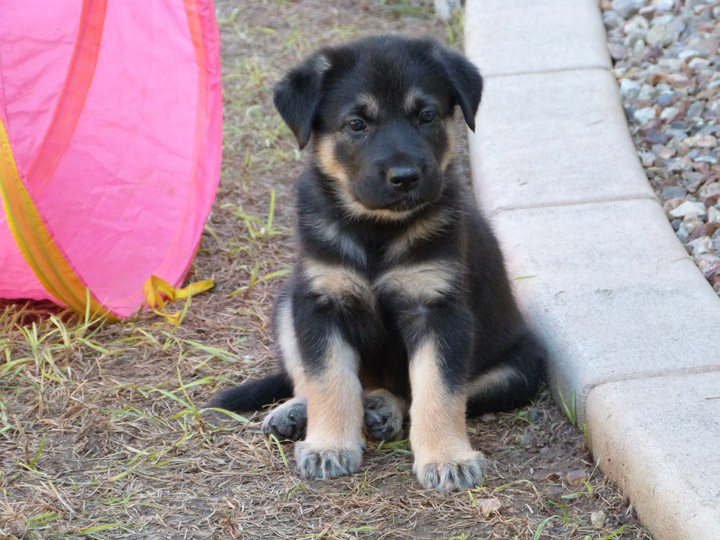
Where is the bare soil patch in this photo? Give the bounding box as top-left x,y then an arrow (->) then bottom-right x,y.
1,1 -> 651,538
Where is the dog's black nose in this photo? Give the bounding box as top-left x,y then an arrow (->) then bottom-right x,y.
387,166 -> 420,192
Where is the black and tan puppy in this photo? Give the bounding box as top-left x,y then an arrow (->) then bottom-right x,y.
212,35 -> 544,491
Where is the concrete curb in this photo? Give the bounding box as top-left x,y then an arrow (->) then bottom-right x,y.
464,1 -> 720,539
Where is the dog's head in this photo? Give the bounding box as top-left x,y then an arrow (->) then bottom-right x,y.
273,35 -> 483,220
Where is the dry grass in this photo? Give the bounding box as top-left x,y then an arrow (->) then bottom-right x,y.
1,1 -> 653,539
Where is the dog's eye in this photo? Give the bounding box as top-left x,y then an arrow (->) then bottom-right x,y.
347,118 -> 367,132
419,109 -> 436,124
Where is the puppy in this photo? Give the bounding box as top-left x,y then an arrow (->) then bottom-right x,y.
212,35 -> 544,491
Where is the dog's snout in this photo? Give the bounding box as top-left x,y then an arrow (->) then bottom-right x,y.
387,166 -> 421,192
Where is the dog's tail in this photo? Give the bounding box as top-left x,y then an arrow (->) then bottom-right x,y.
466,331 -> 545,416
208,372 -> 293,412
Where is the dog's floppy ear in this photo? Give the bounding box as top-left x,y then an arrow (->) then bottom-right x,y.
432,45 -> 483,132
273,53 -> 331,149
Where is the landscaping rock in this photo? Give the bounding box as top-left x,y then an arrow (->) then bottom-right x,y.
612,0 -> 646,18
602,0 -> 720,297
669,201 -> 707,218
634,107 -> 657,124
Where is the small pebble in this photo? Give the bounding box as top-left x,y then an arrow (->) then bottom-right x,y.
669,201 -> 707,218
620,78 -> 641,99
604,10 -> 626,29
612,0 -> 646,18
699,182 -> 720,199
704,262 -> 720,280
607,42 -> 628,60
688,223 -> 707,241
660,106 -> 679,120
684,134 -> 717,148
591,511 -> 607,529
677,227 -> 690,243
663,198 -> 684,214
634,107 -> 657,124
645,130 -> 670,144
697,258 -> 720,275
566,469 -> 588,486
479,497 -> 502,517
687,101 -> 706,118
688,57 -> 711,71
623,15 -> 649,47
682,215 -> 704,233
707,207 -> 720,224
639,151 -> 656,166
694,154 -> 718,164
661,185 -> 687,199
654,93 -> 676,107
688,236 -> 713,256
653,0 -> 675,10
646,24 -> 674,47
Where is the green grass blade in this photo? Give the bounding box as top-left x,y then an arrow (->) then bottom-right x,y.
601,525 -> 627,540
532,515 -> 562,540
28,433 -> 46,469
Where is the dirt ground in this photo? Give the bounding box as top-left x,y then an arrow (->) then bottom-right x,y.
0,1 -> 653,539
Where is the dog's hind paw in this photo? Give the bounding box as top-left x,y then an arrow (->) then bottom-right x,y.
294,441 -> 364,480
413,451 -> 487,491
262,399 -> 307,441
363,391 -> 404,441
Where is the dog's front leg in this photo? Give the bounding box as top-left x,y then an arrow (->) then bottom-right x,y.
291,261 -> 372,480
294,332 -> 365,480
379,262 -> 485,491
408,330 -> 486,491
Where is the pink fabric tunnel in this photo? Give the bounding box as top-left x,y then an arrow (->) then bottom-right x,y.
0,1 -> 223,319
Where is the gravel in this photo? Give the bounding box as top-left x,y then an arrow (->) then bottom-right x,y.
600,0 -> 720,295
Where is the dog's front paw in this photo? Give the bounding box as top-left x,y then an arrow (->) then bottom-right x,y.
363,392 -> 404,441
413,451 -> 486,491
262,400 -> 307,440
294,441 -> 364,480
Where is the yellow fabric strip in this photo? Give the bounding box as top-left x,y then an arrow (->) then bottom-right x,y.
0,117 -> 116,321
144,275 -> 214,325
